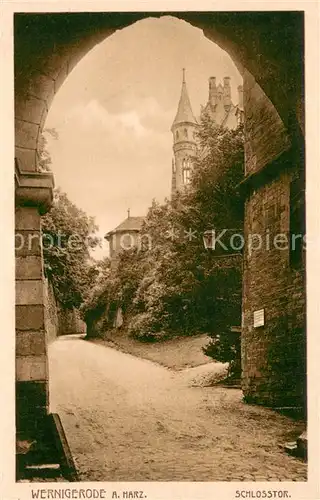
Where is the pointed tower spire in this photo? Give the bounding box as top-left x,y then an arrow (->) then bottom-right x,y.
171,70 -> 198,196
171,69 -> 197,130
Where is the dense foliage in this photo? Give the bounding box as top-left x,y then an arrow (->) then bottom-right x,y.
41,188 -> 101,309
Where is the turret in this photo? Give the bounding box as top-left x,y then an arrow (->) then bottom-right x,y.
171,68 -> 198,133
223,76 -> 231,107
202,76 -> 241,129
171,69 -> 198,195
208,76 -> 217,106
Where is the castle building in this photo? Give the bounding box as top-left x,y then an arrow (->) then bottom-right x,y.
171,71 -> 244,195
104,210 -> 145,269
202,76 -> 244,129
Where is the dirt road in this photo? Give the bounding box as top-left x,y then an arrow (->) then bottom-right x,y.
49,335 -> 307,481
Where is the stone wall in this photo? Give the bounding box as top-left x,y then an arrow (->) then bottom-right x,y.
241,73 -> 305,408
58,308 -> 86,336
44,278 -> 87,338
14,12 -> 304,177
15,204 -> 49,439
243,73 -> 291,176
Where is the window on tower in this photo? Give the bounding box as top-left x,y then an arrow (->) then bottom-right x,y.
184,128 -> 188,138
182,158 -> 191,185
183,167 -> 191,185
176,131 -> 179,140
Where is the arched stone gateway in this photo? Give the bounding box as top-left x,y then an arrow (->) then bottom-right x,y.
14,11 -> 305,474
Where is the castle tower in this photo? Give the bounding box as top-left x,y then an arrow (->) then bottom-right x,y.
202,76 -> 243,129
171,69 -> 198,195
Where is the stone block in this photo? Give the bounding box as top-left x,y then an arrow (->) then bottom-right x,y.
16,330 -> 46,357
16,280 -> 44,306
41,51 -> 69,80
15,230 -> 42,256
15,119 -> 39,150
16,355 -> 47,382
15,94 -> 46,125
15,206 -> 40,230
16,305 -> 45,330
243,74 -> 290,176
15,147 -> 37,172
15,167 -> 54,214
27,70 -> 55,106
16,256 -> 43,280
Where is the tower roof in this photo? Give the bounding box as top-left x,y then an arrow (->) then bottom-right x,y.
104,216 -> 145,240
171,69 -> 197,129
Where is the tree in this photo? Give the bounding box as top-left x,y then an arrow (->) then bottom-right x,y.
189,115 -> 244,376
42,187 -> 101,310
38,128 -> 59,172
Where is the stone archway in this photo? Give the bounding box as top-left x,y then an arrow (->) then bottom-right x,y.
15,11 -> 305,473
15,11 -> 304,175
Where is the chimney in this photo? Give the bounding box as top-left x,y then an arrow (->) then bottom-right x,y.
238,85 -> 244,109
223,76 -> 231,106
223,76 -> 231,87
208,76 -> 217,105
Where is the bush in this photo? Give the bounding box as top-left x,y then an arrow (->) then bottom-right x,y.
80,280 -> 117,337
203,329 -> 241,378
127,312 -> 168,342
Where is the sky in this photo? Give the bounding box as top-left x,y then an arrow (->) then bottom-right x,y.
45,16 -> 242,259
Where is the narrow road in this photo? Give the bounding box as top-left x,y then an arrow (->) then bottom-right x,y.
49,335 -> 307,482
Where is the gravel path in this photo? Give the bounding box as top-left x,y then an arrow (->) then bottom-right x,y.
48,335 -> 307,482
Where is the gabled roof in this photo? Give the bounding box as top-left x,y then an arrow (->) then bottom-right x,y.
171,69 -> 197,129
105,216 -> 145,239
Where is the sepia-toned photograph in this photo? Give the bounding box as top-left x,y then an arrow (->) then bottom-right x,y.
3,4 -> 316,495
